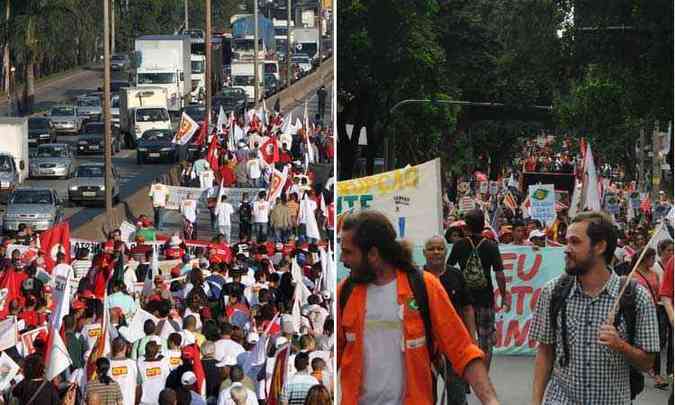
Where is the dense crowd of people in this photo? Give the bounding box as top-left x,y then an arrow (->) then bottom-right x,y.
0,103 -> 336,405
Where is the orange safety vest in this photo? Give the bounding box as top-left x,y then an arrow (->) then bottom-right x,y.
337,270 -> 484,405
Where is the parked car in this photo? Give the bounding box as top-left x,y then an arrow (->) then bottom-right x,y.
48,105 -> 81,134
137,129 -> 177,164
111,54 -> 129,71
76,95 -> 102,122
28,117 -> 56,147
182,104 -> 206,124
0,152 -> 20,203
77,122 -> 122,155
2,187 -> 62,232
68,163 -> 120,205
29,143 -> 75,179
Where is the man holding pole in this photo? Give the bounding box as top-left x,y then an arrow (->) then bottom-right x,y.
530,211 -> 660,405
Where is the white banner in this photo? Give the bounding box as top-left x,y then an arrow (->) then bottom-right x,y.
336,158 -> 443,243
0,318 -> 16,352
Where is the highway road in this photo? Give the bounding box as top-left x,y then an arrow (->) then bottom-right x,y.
4,66 -> 332,234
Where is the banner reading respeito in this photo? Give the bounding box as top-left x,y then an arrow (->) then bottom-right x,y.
336,158 -> 443,243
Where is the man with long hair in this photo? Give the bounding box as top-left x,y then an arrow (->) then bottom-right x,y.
337,210 -> 499,405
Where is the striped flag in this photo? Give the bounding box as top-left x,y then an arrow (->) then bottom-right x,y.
503,192 -> 518,214
266,342 -> 291,405
86,288 -> 112,381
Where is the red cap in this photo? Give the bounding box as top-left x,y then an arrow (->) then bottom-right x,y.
481,229 -> 497,241
141,217 -> 153,227
170,266 -> 181,278
72,300 -> 86,310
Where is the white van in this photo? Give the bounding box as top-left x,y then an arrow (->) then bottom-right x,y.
130,106 -> 172,141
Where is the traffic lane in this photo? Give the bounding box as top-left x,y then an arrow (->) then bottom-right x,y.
24,137 -> 173,230
0,67 -> 128,115
286,81 -> 333,121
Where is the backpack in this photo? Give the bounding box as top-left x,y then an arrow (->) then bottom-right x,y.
550,274 -> 644,400
463,238 -> 488,290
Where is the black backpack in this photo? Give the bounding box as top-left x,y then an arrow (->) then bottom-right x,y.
550,274 -> 644,399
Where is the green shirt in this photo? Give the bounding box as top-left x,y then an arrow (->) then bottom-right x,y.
135,228 -> 156,242
66,331 -> 87,369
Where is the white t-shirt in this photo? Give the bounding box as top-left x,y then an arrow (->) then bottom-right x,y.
298,199 -> 317,225
137,357 -> 171,405
247,158 -> 261,179
214,338 -> 245,367
200,169 -> 215,189
166,349 -> 183,370
109,358 -> 138,405
82,322 -> 102,358
149,183 -> 169,208
216,202 -> 235,226
359,279 -> 404,405
181,199 -> 198,223
253,200 -> 270,223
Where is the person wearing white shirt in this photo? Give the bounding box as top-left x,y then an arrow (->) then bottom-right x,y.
217,367 -> 258,405
214,324 -> 245,367
252,192 -> 270,241
109,338 -> 139,405
215,195 -> 235,243
148,181 -> 169,226
137,341 -> 171,405
180,193 -> 199,240
246,152 -> 262,187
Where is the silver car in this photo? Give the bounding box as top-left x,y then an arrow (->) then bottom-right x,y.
76,96 -> 102,120
68,163 -> 120,205
49,105 -> 81,134
29,143 -> 75,179
2,187 -> 62,232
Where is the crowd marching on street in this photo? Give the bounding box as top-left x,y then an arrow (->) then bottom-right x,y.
0,95 -> 336,405
337,134 -> 674,405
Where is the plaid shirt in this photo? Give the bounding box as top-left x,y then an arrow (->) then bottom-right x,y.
530,271 -> 660,405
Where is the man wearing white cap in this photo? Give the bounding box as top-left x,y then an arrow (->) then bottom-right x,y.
181,371 -> 207,405
218,365 -> 258,405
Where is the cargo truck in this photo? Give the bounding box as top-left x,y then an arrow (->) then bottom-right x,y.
134,35 -> 191,114
0,118 -> 29,200
290,27 -> 320,60
119,87 -> 170,147
231,61 -> 264,104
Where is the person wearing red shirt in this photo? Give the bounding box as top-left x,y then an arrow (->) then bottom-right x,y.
660,257 -> 673,324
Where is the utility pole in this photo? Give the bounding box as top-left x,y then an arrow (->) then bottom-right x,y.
254,0 -> 259,105
316,0 -> 321,67
103,0 -> 113,230
184,0 -> 189,31
286,0 -> 291,87
205,0 -> 212,125
3,0 -> 9,107
111,0 -> 116,55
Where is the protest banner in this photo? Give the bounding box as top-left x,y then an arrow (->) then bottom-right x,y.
0,352 -> 19,391
336,243 -> 566,356
528,184 -> 556,226
20,326 -> 47,356
0,318 -> 16,352
336,159 -> 443,244
604,192 -> 620,214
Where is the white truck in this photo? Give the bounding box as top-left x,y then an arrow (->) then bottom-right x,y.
119,87 -> 171,145
190,54 -> 206,103
290,27 -> 320,61
134,35 -> 191,114
231,60 -> 264,104
0,118 -> 29,200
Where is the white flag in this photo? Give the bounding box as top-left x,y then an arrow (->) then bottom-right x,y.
143,244 -> 159,296
299,193 -> 321,240
172,112 -> 199,145
45,332 -> 71,380
217,105 -> 226,135
267,166 -> 289,202
282,111 -> 293,134
0,318 -> 17,351
582,143 -> 601,211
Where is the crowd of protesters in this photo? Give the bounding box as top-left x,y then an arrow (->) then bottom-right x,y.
0,104 -> 336,405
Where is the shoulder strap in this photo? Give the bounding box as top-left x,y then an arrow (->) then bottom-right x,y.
549,274 -> 575,367
634,271 -> 658,304
338,278 -> 356,314
25,379 -> 49,405
616,276 -> 638,345
407,269 -> 434,358
475,238 -> 487,249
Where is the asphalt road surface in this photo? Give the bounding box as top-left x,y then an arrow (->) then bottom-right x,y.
460,355 -> 670,405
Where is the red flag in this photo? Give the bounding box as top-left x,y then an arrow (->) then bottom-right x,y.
0,268 -> 22,319
39,222 -> 71,271
193,122 -> 208,146
183,344 -> 206,396
207,132 -> 220,173
267,343 -> 290,405
260,137 -> 279,165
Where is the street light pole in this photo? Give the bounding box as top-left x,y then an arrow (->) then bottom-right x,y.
111,0 -> 116,55
254,0 -> 259,105
316,0 -> 321,67
205,0 -> 212,125
184,0 -> 189,30
286,0 -> 291,87
103,0 -> 113,230
388,98 -> 554,170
